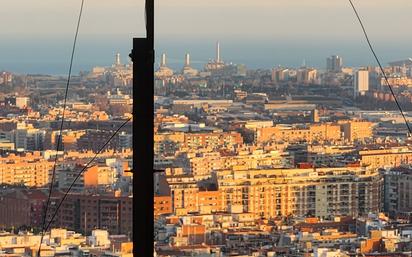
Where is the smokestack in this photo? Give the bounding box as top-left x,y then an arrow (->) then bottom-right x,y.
161,53 -> 166,67
216,41 -> 220,63
185,53 -> 190,67
115,53 -> 121,66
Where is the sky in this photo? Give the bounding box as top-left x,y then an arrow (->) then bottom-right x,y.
0,0 -> 411,74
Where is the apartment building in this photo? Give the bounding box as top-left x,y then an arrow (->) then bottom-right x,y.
154,195 -> 173,217
154,132 -> 185,156
255,121 -> 373,144
48,193 -> 133,236
189,150 -> 292,179
339,120 -> 374,142
360,148 -> 412,169
0,189 -> 47,229
183,132 -> 243,150
383,167 -> 412,215
255,123 -> 341,144
217,167 -> 382,219
0,152 -> 53,187
165,168 -> 226,215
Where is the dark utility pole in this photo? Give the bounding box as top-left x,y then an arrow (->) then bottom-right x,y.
131,0 -> 154,256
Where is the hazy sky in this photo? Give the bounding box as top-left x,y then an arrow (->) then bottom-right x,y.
1,0 -> 411,39
0,0 -> 411,73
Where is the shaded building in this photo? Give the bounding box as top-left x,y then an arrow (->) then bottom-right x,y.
77,130 -> 120,152
47,193 -> 133,236
383,167 -> 412,215
326,55 -> 343,72
0,189 -> 47,229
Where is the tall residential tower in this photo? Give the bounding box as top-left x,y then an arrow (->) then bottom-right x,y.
354,69 -> 369,97
326,55 -> 343,72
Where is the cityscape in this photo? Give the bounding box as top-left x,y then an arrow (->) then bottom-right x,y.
0,54 -> 133,256
2,1 -> 412,257
1,33 -> 412,256
152,41 -> 412,257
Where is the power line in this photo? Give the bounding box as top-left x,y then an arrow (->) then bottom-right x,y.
43,117 -> 132,234
37,118 -> 131,256
348,0 -> 412,134
37,0 -> 85,255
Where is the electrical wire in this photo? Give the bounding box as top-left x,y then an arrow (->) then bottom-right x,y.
37,117 -> 131,256
348,0 -> 412,134
43,117 -> 132,234
37,0 -> 85,255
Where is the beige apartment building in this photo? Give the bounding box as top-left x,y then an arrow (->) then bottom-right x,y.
165,168 -> 225,215
155,131 -> 243,154
359,147 -> 412,169
165,169 -> 200,215
339,120 -> 373,142
164,166 -> 382,219
154,132 -> 185,155
189,150 -> 292,179
255,123 -> 341,144
217,167 -> 382,219
0,152 -> 53,187
254,120 -> 373,144
183,132 -> 243,150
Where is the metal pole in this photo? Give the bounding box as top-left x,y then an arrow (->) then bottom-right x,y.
131,0 -> 154,256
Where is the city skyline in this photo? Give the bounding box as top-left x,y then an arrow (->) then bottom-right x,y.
1,39 -> 410,75
2,1 -> 412,257
1,1 -> 412,74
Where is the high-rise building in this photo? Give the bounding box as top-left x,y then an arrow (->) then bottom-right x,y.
271,68 -> 289,82
326,55 -> 343,72
354,70 -> 369,97
297,68 -> 317,84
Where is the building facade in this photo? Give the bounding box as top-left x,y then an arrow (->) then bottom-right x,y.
217,167 -> 382,219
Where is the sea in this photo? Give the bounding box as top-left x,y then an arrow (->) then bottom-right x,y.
0,36 -> 410,75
